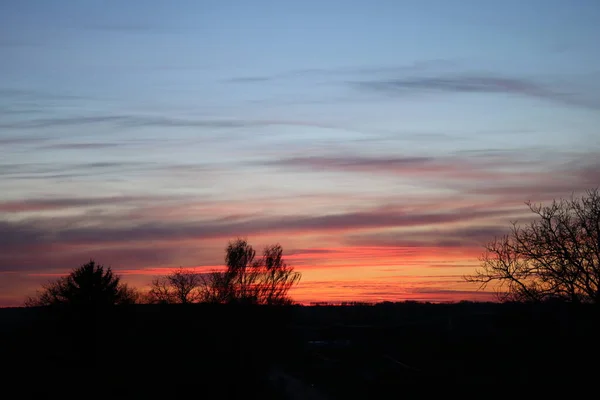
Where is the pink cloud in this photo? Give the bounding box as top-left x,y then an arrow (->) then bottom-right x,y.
1,149 -> 597,307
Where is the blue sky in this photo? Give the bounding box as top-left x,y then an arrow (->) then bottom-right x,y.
1,0 -> 600,305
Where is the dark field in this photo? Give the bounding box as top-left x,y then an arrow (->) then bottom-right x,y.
1,302 -> 598,399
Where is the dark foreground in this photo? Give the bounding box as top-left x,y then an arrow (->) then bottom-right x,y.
1,302 -> 599,399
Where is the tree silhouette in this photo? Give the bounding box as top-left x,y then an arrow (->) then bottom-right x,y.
25,260 -> 138,307
202,238 -> 301,305
465,188 -> 600,303
147,267 -> 203,304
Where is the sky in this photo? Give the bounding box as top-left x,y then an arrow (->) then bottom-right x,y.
1,0 -> 600,306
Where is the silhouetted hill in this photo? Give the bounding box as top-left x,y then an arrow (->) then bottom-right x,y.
1,302 -> 598,399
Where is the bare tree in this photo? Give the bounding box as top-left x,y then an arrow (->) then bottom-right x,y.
465,188 -> 600,303
146,277 -> 174,304
202,238 -> 301,305
147,267 -> 203,304
199,270 -> 235,304
258,243 -> 302,305
26,260 -> 138,307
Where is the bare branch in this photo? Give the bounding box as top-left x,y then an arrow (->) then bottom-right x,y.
465,188 -> 600,303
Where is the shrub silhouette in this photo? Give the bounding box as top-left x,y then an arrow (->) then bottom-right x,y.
25,260 -> 138,307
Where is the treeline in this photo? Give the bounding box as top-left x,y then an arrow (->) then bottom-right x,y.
25,238 -> 301,308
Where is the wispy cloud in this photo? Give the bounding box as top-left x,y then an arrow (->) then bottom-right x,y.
287,248 -> 341,256
345,226 -> 509,249
262,151 -> 600,195
262,154 -> 516,181
355,74 -> 600,110
0,88 -> 86,101
0,136 -> 50,145
292,279 -> 495,303
0,114 -> 336,130
40,143 -> 122,150
226,76 -> 273,84
0,195 -> 179,213
0,159 -> 229,181
0,161 -> 156,179
85,23 -> 175,34
224,59 -> 455,84
268,155 -> 432,169
357,75 -> 547,95
0,203 -> 517,265
224,64 -> 600,110
3,148 -> 595,273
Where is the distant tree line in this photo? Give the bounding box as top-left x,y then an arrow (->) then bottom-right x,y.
26,238 -> 301,307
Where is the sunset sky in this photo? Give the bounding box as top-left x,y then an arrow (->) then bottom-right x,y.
1,0 -> 599,306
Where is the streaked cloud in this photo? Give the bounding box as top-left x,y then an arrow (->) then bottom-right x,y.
354,74 -> 600,110
291,279 -> 496,303
0,206 -> 516,250
0,136 -> 50,145
0,161 -> 155,179
0,114 -> 338,131
262,152 -> 600,195
0,195 -> 179,213
40,142 -> 122,150
224,59 -> 456,84
345,226 -> 510,249
0,160 -> 223,181
85,23 -> 176,34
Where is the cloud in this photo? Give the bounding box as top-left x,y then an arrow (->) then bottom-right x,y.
0,240 -> 183,273
358,75 -> 546,95
0,203 -> 517,269
223,63 -> 599,110
0,195 -> 176,213
355,74 -> 600,110
292,279 -> 496,303
0,115 -> 130,129
0,221 -> 47,249
345,226 -> 509,249
0,160 -> 229,184
0,114 -> 336,130
40,143 -> 122,150
268,155 -> 432,169
224,59 -> 455,84
460,157 -> 600,201
226,77 -> 273,84
85,23 -> 174,33
268,208 -> 512,234
262,154 -> 512,181
0,136 -> 50,145
0,88 -> 85,101
287,248 -> 341,256
0,161 -> 157,180
263,152 -> 600,197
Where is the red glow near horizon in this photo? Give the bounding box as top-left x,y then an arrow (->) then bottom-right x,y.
0,244 -> 496,307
